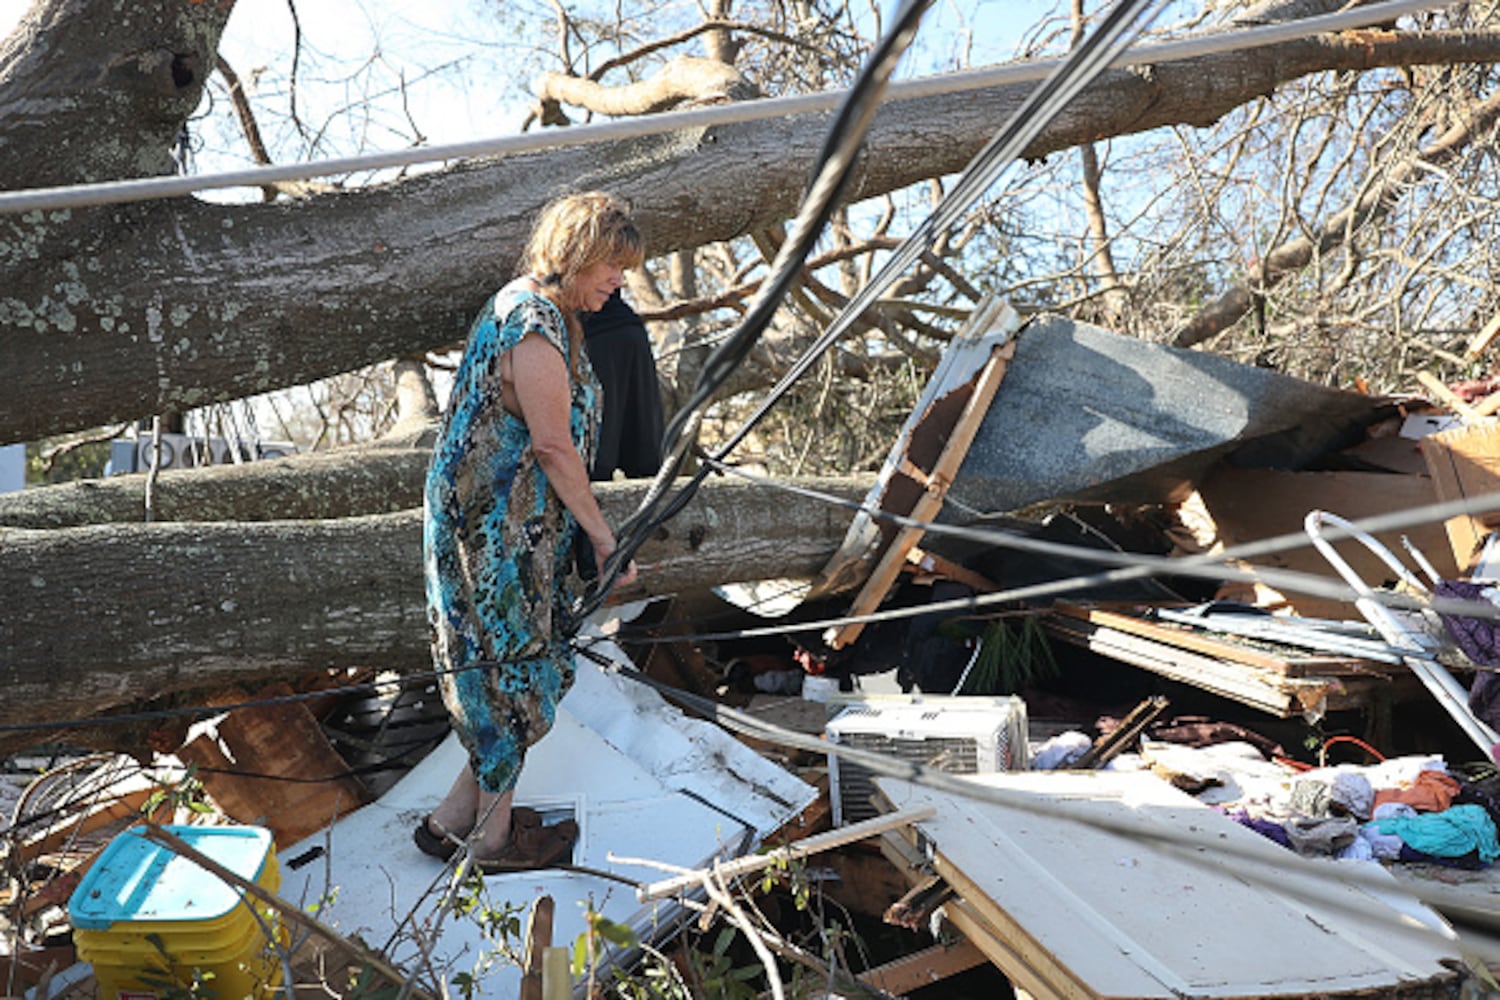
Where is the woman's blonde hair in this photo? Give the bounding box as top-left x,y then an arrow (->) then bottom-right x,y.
523,191 -> 644,299
520,191 -> 644,375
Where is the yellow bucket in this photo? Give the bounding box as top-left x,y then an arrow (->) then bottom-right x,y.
69,825 -> 283,1000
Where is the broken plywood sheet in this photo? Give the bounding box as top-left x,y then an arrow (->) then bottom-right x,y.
946,314 -> 1394,515
277,639 -> 817,998
178,682 -> 372,848
875,770 -> 1462,999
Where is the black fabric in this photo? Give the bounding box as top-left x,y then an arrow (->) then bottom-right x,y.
582,290 -> 665,481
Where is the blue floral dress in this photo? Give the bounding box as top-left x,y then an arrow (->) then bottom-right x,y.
423,281 -> 600,794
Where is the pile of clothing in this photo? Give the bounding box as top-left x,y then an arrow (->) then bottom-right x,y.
1030,730 -> 1500,868
1216,753 -> 1500,868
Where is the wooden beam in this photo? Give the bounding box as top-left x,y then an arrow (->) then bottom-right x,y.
1464,311 -> 1500,361
858,938 -> 987,995
1416,370 -> 1486,424
906,546 -> 999,593
940,896 -> 1098,1000
637,806 -> 936,900
520,896 -> 555,1000
828,342 -> 1014,649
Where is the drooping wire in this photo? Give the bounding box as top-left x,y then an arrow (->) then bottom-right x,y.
571,0 -> 943,626
576,0 -> 1167,623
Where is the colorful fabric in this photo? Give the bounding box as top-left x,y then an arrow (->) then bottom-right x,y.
1371,769 -> 1461,814
424,282 -> 600,793
1375,803 -> 1500,864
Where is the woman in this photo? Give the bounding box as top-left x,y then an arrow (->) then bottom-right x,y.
417,191 -> 643,871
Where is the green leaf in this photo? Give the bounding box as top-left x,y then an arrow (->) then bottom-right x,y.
592,917 -> 638,948
571,934 -> 589,978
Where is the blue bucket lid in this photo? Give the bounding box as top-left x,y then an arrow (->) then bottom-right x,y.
69,825 -> 273,930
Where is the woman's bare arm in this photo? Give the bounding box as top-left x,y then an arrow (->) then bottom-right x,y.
510,333 -> 637,586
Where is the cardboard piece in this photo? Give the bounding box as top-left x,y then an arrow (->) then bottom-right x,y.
1419,421 -> 1500,572
1196,466 -> 1455,619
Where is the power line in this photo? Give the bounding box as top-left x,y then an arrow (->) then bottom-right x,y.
579,0 -> 1171,621
0,0 -> 1447,216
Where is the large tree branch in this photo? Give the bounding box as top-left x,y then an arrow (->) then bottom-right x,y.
0,436 -> 435,528
8,28 -> 1500,443
0,473 -> 870,749
533,55 -> 760,125
0,0 -> 233,188
1171,75 -> 1500,348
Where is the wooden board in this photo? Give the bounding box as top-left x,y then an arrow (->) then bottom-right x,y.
827,341 -> 1014,649
1051,602 -> 1370,677
875,771 -> 1462,999
177,682 -> 372,847
858,938 -> 987,995
1041,615 -> 1337,718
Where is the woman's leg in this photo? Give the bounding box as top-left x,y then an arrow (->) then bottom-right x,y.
472,788 -> 514,857
428,766 -> 480,838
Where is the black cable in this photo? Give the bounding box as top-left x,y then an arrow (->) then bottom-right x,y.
578,0 -> 1168,625
574,0 -> 942,623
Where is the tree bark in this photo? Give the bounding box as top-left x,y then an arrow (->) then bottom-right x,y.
0,473 -> 871,749
0,0 -> 232,188
7,16 -> 1500,444
0,436 -> 435,527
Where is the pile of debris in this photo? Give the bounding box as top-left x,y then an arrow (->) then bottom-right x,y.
13,302 -> 1500,997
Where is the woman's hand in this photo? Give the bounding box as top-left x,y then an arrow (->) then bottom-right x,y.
589,532 -> 638,589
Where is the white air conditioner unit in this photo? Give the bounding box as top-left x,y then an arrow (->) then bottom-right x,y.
108,434 -> 298,476
134,432 -> 194,471
825,695 -> 1028,826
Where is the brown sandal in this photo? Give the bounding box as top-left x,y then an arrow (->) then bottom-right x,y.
474,819 -> 579,874
413,816 -> 462,861
414,807 -> 544,863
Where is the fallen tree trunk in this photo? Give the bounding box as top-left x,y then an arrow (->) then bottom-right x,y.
0,435 -> 437,528
10,20 -> 1500,443
0,474 -> 868,751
